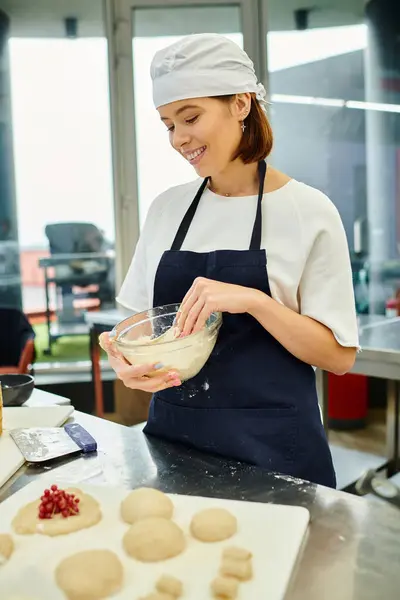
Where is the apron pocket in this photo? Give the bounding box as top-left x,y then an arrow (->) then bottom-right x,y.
145,397 -> 298,471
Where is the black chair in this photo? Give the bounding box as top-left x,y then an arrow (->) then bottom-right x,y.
0,308 -> 36,374
40,222 -> 114,354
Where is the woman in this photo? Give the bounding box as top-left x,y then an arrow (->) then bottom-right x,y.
101,34 -> 359,488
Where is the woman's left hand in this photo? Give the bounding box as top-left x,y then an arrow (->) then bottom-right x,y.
176,277 -> 260,336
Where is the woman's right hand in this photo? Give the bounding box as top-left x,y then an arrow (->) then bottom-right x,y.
99,332 -> 181,393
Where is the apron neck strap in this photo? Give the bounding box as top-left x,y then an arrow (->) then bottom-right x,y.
249,160 -> 267,251
170,177 -> 209,251
170,161 -> 267,252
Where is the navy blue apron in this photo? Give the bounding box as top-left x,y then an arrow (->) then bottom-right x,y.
144,161 -> 336,488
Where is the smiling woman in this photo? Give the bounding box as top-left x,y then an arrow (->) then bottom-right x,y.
100,33 -> 360,489
160,93 -> 273,173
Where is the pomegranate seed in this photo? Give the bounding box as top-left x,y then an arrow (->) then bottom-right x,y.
38,485 -> 80,519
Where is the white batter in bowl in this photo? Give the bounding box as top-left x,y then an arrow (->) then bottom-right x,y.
111,304 -> 222,381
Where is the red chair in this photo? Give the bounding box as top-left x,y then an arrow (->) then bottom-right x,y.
0,308 -> 36,374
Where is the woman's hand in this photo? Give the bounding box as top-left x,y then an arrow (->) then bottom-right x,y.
176,277 -> 258,336
99,332 -> 181,392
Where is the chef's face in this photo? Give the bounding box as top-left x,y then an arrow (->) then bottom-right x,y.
159,95 -> 248,177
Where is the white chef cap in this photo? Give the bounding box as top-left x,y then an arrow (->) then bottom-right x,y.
150,33 -> 268,112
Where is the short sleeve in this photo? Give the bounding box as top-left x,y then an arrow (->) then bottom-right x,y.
116,232 -> 149,313
298,203 -> 360,349
115,199 -> 161,313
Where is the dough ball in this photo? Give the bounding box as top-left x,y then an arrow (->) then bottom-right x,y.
222,546 -> 252,562
121,488 -> 173,524
156,574 -> 183,597
0,533 -> 14,562
123,517 -> 185,562
55,549 -> 123,599
220,557 -> 253,581
190,508 -> 237,542
210,576 -> 239,598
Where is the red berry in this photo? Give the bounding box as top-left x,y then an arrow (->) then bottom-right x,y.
38,485 -> 79,520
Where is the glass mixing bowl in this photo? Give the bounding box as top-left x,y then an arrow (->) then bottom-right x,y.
110,303 -> 222,382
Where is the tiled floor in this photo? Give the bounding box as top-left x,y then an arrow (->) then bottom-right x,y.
328,409 -> 386,455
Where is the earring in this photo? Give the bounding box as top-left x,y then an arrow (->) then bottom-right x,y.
241,121 -> 246,133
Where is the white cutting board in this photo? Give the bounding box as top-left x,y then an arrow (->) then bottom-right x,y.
0,407 -> 74,489
0,480 -> 309,600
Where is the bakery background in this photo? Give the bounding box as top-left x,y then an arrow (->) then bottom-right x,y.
0,0 -> 398,559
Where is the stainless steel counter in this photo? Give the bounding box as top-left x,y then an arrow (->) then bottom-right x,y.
317,315 -> 400,474
1,411 -> 399,600
354,315 -> 400,378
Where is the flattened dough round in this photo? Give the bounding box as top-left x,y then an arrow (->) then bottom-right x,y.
190,508 -> 237,542
55,549 -> 123,600
0,533 -> 14,562
11,488 -> 101,537
123,517 -> 185,562
121,488 -> 173,524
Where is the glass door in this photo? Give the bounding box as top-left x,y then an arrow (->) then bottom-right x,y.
132,4 -> 244,225
105,0 -> 266,283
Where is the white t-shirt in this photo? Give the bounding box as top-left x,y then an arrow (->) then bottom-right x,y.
117,177 -> 360,349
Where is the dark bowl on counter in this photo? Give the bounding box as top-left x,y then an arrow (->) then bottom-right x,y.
0,374 -> 34,406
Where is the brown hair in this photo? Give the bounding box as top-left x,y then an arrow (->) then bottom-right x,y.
214,93 -> 273,164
